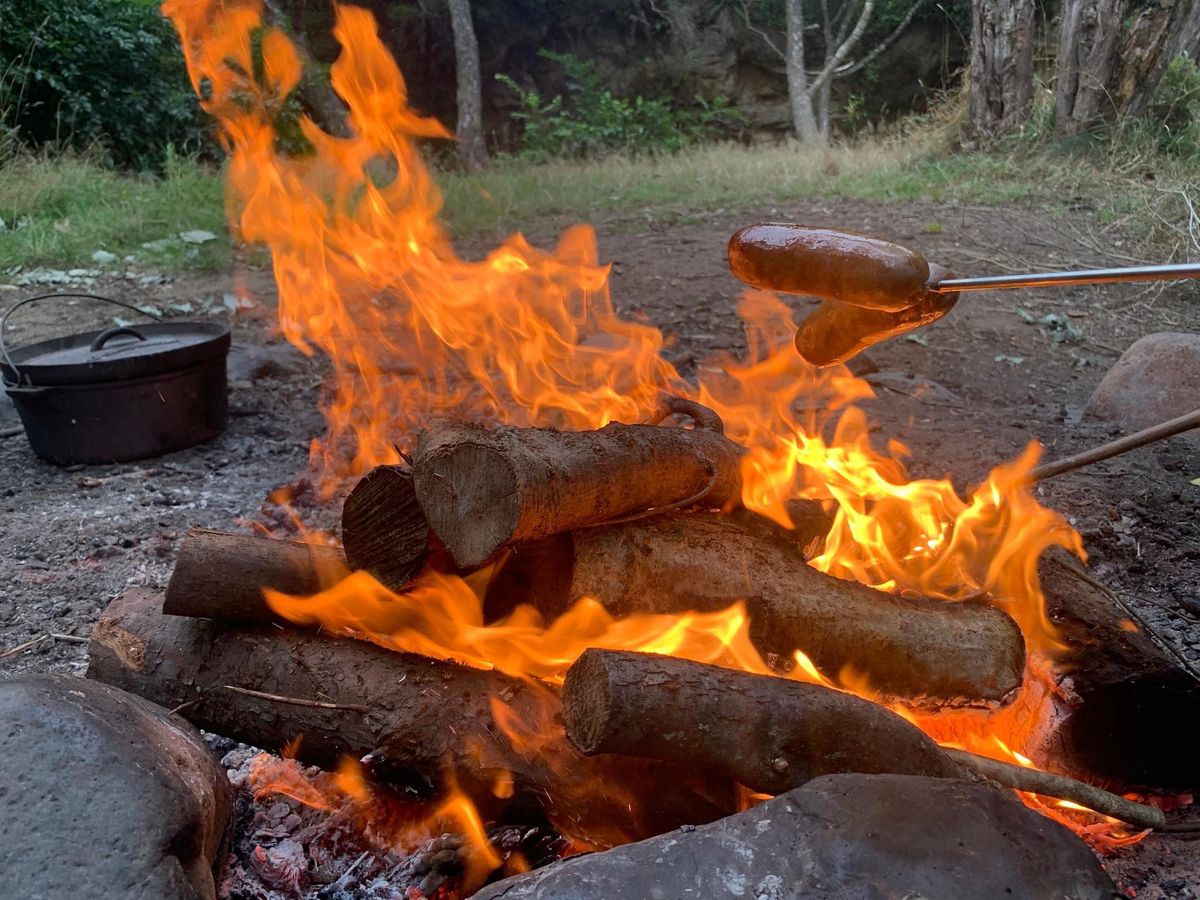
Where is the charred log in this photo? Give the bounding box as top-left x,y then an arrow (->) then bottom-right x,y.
88,589 -> 736,849
341,465 -> 433,592
1040,551 -> 1200,789
562,649 -> 957,793
163,529 -> 348,624
411,419 -> 744,568
487,512 -> 1026,708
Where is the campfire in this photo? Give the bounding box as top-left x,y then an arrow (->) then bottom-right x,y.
77,1 -> 1199,896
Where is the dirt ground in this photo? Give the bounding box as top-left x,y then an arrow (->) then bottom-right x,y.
2,197 -> 1199,895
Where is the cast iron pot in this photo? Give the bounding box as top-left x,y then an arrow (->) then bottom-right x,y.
1,294 -> 230,466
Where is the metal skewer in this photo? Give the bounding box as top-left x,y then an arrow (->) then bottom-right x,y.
931,262 -> 1200,293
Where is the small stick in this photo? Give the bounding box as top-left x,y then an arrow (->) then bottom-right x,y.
49,633 -> 88,644
223,684 -> 370,713
1030,408 -> 1200,483
0,635 -> 48,662
946,748 -> 1166,830
0,426 -> 23,440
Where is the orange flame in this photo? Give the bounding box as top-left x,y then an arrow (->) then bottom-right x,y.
165,0 -> 1145,852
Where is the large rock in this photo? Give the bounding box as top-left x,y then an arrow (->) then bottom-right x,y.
472,774 -> 1116,900
1086,332 -> 1200,439
0,674 -> 232,900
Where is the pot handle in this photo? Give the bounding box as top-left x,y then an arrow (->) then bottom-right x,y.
0,293 -> 161,387
90,325 -> 149,352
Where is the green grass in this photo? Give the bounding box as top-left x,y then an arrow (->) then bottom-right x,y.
0,117 -> 1190,275
0,148 -> 228,272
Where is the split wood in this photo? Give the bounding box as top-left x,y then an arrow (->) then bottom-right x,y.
1030,407 -> 1200,482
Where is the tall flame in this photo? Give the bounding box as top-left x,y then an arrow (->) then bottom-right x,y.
164,0 -> 1140,858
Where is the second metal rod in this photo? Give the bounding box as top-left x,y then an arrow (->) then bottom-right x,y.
932,262 -> 1200,293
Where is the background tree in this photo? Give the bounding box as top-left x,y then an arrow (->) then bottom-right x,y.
968,0 -> 1036,141
447,0 -> 488,169
1055,0 -> 1123,135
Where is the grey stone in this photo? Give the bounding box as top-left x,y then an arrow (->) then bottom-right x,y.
1087,332 -> 1200,443
227,341 -> 310,382
0,674 -> 232,900
91,250 -> 118,265
472,774 -> 1116,900
179,229 -> 217,244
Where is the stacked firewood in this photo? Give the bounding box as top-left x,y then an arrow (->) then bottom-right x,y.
87,405 -> 1199,860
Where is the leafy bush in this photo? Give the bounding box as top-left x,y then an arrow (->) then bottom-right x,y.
0,0 -> 209,168
497,50 -> 743,159
1130,55 -> 1200,162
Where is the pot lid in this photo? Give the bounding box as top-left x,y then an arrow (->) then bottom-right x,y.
1,321 -> 231,386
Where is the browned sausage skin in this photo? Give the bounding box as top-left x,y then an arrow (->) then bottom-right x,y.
729,224 -> 931,312
794,289 -> 959,367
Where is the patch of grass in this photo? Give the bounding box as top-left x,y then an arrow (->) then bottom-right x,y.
0,148 -> 228,273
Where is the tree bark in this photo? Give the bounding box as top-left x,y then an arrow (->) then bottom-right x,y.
163,529 -> 348,624
969,0 -> 1037,140
785,0 -> 824,142
1055,0 -> 1124,134
88,589 -> 736,850
1038,552 -> 1200,789
486,512 -> 1026,708
1117,0 -> 1200,117
412,420 -> 744,568
563,649 -> 957,794
341,465 -> 432,592
446,0 -> 488,170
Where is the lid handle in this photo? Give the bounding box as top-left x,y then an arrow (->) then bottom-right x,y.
89,325 -> 149,352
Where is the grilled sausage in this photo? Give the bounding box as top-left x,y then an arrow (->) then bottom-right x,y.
729,224 -> 930,311
794,289 -> 958,368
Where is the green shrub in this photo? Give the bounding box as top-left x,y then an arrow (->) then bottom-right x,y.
1129,55 -> 1200,163
497,50 -> 743,159
0,0 -> 209,168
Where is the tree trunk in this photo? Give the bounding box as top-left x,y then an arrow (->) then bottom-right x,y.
1117,0 -> 1200,117
969,0 -> 1037,140
446,0 -> 487,170
785,0 -> 824,142
1055,0 -> 1124,134
486,512 -> 1026,708
562,650 -> 957,794
89,589 -> 736,850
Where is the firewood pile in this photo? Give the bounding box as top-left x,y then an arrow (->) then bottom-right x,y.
86,405 -> 1200,895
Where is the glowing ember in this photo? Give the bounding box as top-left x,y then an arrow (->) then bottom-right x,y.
163,0 -> 1142,856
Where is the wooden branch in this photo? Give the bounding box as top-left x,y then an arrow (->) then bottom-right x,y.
88,589 -> 736,849
412,419 -> 744,568
222,685 -> 370,713
340,464 -> 433,592
562,649 -> 958,794
1029,407 -> 1200,482
809,0 -> 875,95
945,749 -> 1165,831
487,511 -> 1025,708
163,529 -> 348,624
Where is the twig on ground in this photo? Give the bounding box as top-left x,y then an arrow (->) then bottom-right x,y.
0,634 -> 48,662
0,426 -> 24,439
49,633 -> 88,644
223,684 -> 370,713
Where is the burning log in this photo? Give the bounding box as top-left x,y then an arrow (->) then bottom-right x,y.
1039,552 -> 1200,789
163,529 -> 348,624
487,513 -> 1026,707
340,465 -> 433,593
88,589 -> 736,849
409,418 -> 744,568
562,649 -> 958,791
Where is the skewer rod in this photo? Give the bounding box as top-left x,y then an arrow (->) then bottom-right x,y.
934,262 -> 1200,293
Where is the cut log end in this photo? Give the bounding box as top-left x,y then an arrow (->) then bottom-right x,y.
413,443 -> 520,568
560,650 -> 613,754
341,465 -> 432,591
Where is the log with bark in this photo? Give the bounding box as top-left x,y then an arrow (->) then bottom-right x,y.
88,589 -> 736,849
563,649 -> 958,792
340,464 -> 433,592
1039,551 -> 1200,789
163,529 -> 349,625
487,512 -> 1026,708
409,418 -> 744,568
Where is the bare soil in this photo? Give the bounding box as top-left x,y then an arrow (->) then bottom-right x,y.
2,197 -> 1198,895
